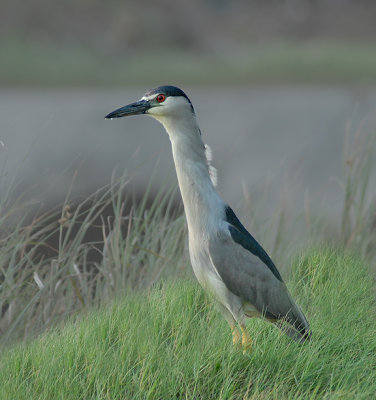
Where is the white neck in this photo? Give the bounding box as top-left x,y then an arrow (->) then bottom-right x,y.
156,115 -> 225,235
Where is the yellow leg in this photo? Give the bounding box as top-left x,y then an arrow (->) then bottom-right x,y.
230,324 -> 242,347
240,324 -> 252,354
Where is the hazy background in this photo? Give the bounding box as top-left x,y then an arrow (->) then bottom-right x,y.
1,0 -> 376,220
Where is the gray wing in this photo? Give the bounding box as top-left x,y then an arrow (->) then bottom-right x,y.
209,223 -> 311,341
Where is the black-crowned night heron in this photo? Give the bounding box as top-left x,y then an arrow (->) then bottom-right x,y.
105,86 -> 311,352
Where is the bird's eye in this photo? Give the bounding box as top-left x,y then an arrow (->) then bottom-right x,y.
156,94 -> 166,103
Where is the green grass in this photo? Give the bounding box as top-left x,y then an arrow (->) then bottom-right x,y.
1,249 -> 375,399
2,38 -> 376,86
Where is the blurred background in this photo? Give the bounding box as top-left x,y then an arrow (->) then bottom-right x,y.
1,0 -> 376,221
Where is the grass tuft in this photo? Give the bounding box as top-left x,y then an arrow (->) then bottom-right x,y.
0,175 -> 186,346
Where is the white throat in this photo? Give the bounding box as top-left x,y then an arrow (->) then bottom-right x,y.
153,113 -> 225,235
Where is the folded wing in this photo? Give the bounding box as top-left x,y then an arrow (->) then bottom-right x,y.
209,207 -> 311,341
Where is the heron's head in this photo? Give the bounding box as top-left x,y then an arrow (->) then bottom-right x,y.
105,86 -> 195,125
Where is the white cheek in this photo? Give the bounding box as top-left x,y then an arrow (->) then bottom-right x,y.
147,106 -> 165,116
146,97 -> 192,121
146,106 -> 170,126
147,97 -> 176,117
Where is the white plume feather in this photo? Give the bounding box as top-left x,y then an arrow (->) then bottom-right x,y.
204,144 -> 218,187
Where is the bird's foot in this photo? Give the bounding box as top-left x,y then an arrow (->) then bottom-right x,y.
231,324 -> 242,347
240,324 -> 252,354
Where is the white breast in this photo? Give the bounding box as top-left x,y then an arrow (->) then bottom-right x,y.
188,231 -> 231,307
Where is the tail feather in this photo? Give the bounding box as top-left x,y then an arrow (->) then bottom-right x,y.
276,323 -> 310,343
276,305 -> 311,343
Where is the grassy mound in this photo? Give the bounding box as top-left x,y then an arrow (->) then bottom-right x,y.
1,249 -> 375,399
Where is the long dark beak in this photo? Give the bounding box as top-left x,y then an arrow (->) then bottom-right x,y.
105,99 -> 150,119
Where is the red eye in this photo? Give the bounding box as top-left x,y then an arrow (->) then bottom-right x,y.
156,94 -> 166,103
